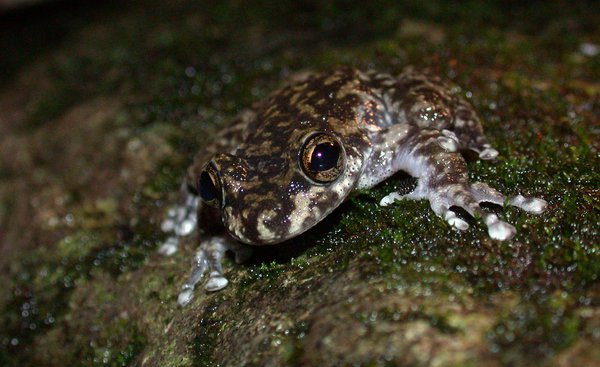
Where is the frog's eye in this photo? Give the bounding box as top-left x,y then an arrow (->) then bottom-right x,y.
197,163 -> 223,208
300,133 -> 345,183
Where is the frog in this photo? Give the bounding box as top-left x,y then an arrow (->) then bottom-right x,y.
159,67 -> 548,306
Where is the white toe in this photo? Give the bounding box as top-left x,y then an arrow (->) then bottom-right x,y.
450,218 -> 469,231
485,215 -> 516,241
178,289 -> 194,307
437,136 -> 459,152
479,147 -> 499,160
205,273 -> 229,292
175,218 -> 196,236
158,237 -> 178,256
444,211 -> 469,231
380,193 -> 403,206
161,218 -> 175,232
510,195 -> 547,214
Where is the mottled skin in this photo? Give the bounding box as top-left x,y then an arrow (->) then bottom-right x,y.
160,67 -> 547,306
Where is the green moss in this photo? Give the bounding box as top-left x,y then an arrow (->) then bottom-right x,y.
86,319 -> 146,367
488,293 -> 584,364
191,301 -> 222,367
280,320 -> 311,364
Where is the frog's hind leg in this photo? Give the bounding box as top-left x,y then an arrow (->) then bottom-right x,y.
453,99 -> 499,160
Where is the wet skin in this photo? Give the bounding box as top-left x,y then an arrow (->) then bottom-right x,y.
159,67 -> 547,306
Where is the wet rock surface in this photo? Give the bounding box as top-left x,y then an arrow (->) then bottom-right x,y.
0,1 -> 598,366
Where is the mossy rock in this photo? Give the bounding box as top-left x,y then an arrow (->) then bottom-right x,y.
0,1 -> 598,366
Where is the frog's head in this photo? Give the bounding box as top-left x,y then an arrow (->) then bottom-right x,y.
196,131 -> 367,245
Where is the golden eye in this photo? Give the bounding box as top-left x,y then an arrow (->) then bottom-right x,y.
197,163 -> 222,208
300,133 -> 345,183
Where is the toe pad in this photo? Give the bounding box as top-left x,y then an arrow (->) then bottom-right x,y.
485,215 -> 516,241
479,147 -> 499,160
380,193 -> 403,206
178,289 -> 194,307
510,195 -> 547,214
205,273 -> 229,292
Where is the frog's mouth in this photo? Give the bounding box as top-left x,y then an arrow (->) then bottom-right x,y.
222,201 -> 336,246
221,169 -> 359,246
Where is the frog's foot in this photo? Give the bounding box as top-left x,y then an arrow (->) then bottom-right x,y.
159,191 -> 199,256
431,181 -> 547,240
380,126 -> 544,240
381,182 -> 546,241
473,144 -> 499,160
428,184 -> 518,240
177,236 -> 252,307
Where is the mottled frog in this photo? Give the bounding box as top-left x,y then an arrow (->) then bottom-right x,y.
160,67 -> 547,306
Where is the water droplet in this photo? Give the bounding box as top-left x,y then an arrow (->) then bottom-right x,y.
185,66 -> 196,78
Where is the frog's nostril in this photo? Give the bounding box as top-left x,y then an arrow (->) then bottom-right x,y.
197,163 -> 222,208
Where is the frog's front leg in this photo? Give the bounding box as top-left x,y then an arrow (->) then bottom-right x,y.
379,127 -> 547,240
177,235 -> 252,307
159,182 -> 252,306
159,183 -> 199,256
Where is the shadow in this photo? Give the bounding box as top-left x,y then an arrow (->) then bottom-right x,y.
0,0 -> 125,85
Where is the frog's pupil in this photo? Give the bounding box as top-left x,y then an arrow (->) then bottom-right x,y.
310,142 -> 339,171
199,171 -> 218,202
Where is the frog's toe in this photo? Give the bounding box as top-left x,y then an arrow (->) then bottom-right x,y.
380,185 -> 424,206
437,131 -> 460,152
205,272 -> 229,292
437,136 -> 459,152
175,218 -> 196,236
160,209 -> 177,232
178,286 -> 195,307
444,210 -> 469,231
177,248 -> 210,306
478,147 -> 499,160
380,192 -> 404,206
428,197 -> 468,232
509,195 -> 547,214
430,199 -> 469,232
158,236 -> 179,256
485,214 -> 516,241
430,184 -> 518,241
470,182 -> 547,215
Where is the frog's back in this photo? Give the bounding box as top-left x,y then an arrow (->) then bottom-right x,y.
188,67 -> 460,184
244,67 -> 463,136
